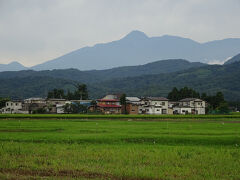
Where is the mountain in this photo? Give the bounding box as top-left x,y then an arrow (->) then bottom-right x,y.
224,53 -> 240,65
85,59 -> 205,80
0,59 -> 205,83
31,30 -> 240,70
0,61 -> 27,72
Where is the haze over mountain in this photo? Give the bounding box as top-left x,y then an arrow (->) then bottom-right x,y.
0,61 -> 27,72
31,31 -> 240,71
224,53 -> 240,65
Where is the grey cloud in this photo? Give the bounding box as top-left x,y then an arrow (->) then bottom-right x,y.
0,0 -> 240,66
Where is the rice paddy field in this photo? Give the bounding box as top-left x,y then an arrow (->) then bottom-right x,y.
0,114 -> 240,179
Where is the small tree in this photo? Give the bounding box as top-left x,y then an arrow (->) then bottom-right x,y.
0,97 -> 10,109
63,103 -> 72,114
217,102 -> 230,114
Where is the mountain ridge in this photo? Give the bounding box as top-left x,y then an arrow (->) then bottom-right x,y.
0,59 -> 206,83
30,30 -> 240,71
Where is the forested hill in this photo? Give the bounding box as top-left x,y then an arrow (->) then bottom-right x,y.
91,61 -> 240,101
0,76 -> 76,99
224,53 -> 240,65
0,59 -> 205,83
0,60 -> 240,101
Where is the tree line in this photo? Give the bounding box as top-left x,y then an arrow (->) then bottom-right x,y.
47,84 -> 88,100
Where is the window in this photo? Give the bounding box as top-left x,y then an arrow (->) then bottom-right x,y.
162,102 -> 165,106
6,103 -> 8,106
16,103 -> 18,106
157,109 -> 160,111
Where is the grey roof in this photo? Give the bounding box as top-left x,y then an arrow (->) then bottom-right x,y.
144,97 -> 168,101
179,98 -> 203,102
126,97 -> 141,102
47,99 -> 66,101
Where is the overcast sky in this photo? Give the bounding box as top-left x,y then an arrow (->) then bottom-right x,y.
0,0 -> 240,66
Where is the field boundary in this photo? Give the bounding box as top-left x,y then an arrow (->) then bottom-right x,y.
0,114 -> 240,120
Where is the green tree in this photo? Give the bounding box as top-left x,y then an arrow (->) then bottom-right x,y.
167,87 -> 179,101
73,84 -> 88,100
217,102 -> 230,114
167,87 -> 200,101
0,97 -> 10,109
63,103 -> 72,114
120,93 -> 127,114
48,89 -> 65,99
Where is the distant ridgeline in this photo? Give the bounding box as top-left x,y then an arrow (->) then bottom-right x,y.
0,57 -> 240,102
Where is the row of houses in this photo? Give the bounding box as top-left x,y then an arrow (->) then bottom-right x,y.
92,95 -> 206,115
0,95 -> 206,115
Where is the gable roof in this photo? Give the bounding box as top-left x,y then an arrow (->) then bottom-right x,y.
126,97 -> 141,102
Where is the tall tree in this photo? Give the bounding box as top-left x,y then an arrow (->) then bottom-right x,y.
167,87 -> 179,101
74,84 -> 88,100
120,93 -> 127,114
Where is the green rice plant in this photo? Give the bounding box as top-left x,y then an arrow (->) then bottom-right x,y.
0,118 -> 239,179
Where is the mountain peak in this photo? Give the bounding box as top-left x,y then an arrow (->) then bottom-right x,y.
0,61 -> 27,72
123,30 -> 148,40
9,61 -> 22,65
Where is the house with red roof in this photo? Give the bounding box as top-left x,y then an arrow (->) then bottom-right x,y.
94,95 -> 122,114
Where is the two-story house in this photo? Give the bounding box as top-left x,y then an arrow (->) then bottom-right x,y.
96,95 -> 122,114
139,97 -> 169,115
22,98 -> 47,114
1,100 -> 24,114
173,98 -> 206,115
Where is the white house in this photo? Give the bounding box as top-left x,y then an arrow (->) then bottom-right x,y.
173,98 -> 206,115
1,100 -> 24,114
139,97 -> 169,115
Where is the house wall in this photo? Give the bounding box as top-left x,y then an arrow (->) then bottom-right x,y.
139,100 -> 169,115
98,107 -> 121,114
126,104 -> 139,114
2,101 -> 23,114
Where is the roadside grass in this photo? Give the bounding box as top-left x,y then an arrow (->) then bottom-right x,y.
0,118 -> 240,179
